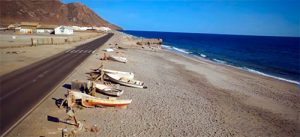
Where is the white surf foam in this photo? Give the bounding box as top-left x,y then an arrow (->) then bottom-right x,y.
161,45 -> 172,50
242,67 -> 299,84
172,47 -> 191,54
212,59 -> 227,64
162,45 -> 191,54
200,54 -> 207,58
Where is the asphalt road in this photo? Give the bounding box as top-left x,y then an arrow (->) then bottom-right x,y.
0,33 -> 113,135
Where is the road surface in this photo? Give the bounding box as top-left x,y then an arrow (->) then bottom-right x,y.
0,33 -> 113,136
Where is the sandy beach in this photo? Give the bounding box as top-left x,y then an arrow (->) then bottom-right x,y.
4,32 -> 300,137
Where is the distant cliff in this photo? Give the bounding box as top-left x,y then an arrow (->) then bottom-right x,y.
0,0 -> 122,30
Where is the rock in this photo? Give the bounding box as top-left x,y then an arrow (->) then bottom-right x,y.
136,38 -> 162,46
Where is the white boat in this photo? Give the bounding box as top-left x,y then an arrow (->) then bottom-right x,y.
99,68 -> 134,79
105,73 -> 147,89
94,82 -> 124,97
103,48 -> 114,52
108,55 -> 127,63
81,97 -> 132,109
66,90 -> 96,107
66,90 -> 131,108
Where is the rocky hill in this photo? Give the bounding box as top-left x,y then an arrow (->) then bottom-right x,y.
0,0 -> 122,30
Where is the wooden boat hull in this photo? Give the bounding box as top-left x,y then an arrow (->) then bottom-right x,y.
67,90 -> 131,108
109,55 -> 127,63
106,73 -> 147,89
99,69 -> 134,79
94,82 -> 124,97
67,90 -> 96,107
81,97 -> 132,108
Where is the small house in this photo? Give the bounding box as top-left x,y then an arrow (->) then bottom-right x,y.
79,27 -> 88,31
91,26 -> 100,31
99,27 -> 111,32
54,26 -> 73,35
36,25 -> 57,34
72,26 -> 81,31
19,22 -> 39,34
7,24 -> 18,30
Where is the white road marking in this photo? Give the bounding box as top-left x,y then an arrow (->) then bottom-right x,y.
66,49 -> 96,54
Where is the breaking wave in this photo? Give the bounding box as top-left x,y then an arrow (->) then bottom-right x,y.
200,54 -> 207,58
162,45 -> 191,54
212,59 -> 227,64
241,67 -> 299,84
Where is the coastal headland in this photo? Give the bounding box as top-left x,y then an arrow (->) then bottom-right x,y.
2,31 -> 299,137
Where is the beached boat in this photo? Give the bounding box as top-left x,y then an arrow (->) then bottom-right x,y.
66,90 -> 96,107
103,48 -> 114,52
105,73 -> 147,89
67,90 -> 131,108
108,55 -> 127,63
99,68 -> 134,79
81,97 -> 132,108
94,82 -> 124,97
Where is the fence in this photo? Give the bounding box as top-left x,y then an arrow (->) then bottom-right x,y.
31,33 -> 100,46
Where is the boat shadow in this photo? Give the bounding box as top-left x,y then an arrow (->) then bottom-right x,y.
47,115 -> 77,126
63,83 -> 71,89
52,98 -> 66,108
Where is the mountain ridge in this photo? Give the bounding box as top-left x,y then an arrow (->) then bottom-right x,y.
0,0 -> 122,30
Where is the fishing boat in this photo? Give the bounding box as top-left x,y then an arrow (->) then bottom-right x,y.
66,90 -> 96,107
105,73 -> 147,89
108,55 -> 127,63
94,82 -> 124,97
98,68 -> 134,79
66,90 -> 131,108
103,48 -> 114,52
81,97 -> 132,108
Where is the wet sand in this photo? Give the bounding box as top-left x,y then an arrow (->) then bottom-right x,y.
5,32 -> 300,137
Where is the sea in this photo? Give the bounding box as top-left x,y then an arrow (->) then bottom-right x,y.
120,30 -> 300,85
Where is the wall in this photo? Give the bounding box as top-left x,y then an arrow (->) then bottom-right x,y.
31,33 -> 100,46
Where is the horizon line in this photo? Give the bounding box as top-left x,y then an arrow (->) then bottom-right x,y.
121,29 -> 300,38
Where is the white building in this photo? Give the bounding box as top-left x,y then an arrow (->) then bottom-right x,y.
54,26 -> 73,35
79,27 -> 88,31
72,26 -> 81,31
99,27 -> 111,32
36,25 -> 57,34
19,22 -> 39,34
78,27 -> 92,31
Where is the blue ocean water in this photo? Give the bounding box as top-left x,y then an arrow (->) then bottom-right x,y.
121,30 -> 300,84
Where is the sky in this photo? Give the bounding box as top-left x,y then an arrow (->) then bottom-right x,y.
62,0 -> 300,37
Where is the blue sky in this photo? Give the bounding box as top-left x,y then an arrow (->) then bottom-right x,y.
62,0 -> 300,37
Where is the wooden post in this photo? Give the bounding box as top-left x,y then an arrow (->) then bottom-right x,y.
51,37 -> 53,45
31,38 -> 37,46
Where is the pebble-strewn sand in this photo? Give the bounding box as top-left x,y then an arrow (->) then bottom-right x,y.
5,33 -> 300,137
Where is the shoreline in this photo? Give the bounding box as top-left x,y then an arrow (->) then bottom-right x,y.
161,45 -> 300,85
